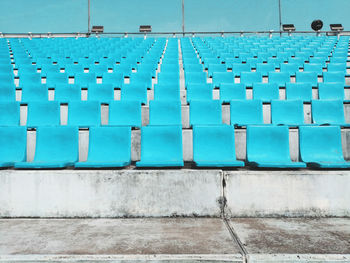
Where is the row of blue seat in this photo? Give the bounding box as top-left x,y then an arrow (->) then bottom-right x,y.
0,99 -> 347,127
0,125 -> 348,168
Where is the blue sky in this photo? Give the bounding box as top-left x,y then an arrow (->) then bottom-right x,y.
0,0 -> 349,33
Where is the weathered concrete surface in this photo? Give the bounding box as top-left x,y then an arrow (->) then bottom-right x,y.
229,218 -> 350,262
0,218 -> 242,262
224,171 -> 350,217
0,170 -> 222,217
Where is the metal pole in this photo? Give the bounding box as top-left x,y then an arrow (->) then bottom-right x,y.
88,0 -> 91,33
182,0 -> 185,36
278,0 -> 282,35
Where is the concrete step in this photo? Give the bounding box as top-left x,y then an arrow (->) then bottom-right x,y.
1,170 -> 350,218
0,218 -> 349,263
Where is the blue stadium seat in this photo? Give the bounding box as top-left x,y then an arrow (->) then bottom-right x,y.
186,83 -> 213,102
323,72 -> 345,84
114,64 -> 132,77
0,85 -> 16,101
75,126 -> 131,168
74,73 -> 96,87
190,100 -> 222,126
299,126 -> 350,168
246,125 -> 306,168
54,84 -> 81,103
26,101 -> 60,127
108,101 -> 141,128
0,101 -> 20,126
231,64 -> 251,76
17,65 -> 38,75
280,63 -> 300,75
256,63 -> 276,76
19,73 -> 42,87
253,83 -> 279,102
208,64 -> 226,77
68,101 -> 101,127
64,64 -> 84,75
102,72 -> 124,88
45,73 -> 69,88
184,64 -> 204,73
136,125 -> 184,167
185,72 -> 207,86
285,83 -> 312,102
268,72 -> 290,87
318,83 -> 345,100
21,85 -> 48,102
149,100 -> 182,126
0,73 -> 14,86
303,63 -> 323,76
193,125 -> 244,167
230,100 -> 263,126
158,72 -> 180,87
129,72 -> 152,89
87,84 -> 114,103
121,84 -> 148,104
89,64 -> 108,76
311,100 -> 347,126
219,83 -> 246,102
240,72 -> 262,87
40,64 -> 61,76
295,72 -> 318,86
212,72 -> 235,87
271,100 -> 304,126
15,126 -> 79,169
154,84 -> 180,101
327,63 -> 347,74
0,126 -> 26,167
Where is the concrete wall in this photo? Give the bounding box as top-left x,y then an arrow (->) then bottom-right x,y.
224,170 -> 350,217
1,169 -> 350,218
0,170 -> 223,217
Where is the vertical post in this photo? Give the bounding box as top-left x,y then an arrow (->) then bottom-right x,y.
278,0 -> 282,36
88,0 -> 91,33
182,0 -> 185,36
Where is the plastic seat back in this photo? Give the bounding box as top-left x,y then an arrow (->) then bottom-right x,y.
108,101 -> 141,128
190,100 -> 222,126
323,72 -> 345,84
186,83 -> 213,102
27,101 -> 60,127
253,83 -> 279,102
271,100 -> 304,126
311,99 -> 346,125
212,72 -> 235,87
0,102 -> 20,126
295,72 -> 318,86
0,126 -> 26,166
21,85 -> 48,102
88,84 -> 114,103
220,83 -> 246,102
136,125 -> 184,167
149,100 -> 181,126
318,83 -> 344,100
102,72 -> 124,88
286,83 -> 313,101
240,72 -> 262,87
74,73 -> 96,87
68,101 -> 101,127
268,72 -> 291,87
54,84 -> 81,103
230,100 -> 263,126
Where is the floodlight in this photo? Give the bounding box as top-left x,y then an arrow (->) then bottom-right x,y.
139,25 -> 152,33
330,24 -> 344,31
311,20 -> 323,31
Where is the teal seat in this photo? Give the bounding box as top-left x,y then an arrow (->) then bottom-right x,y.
54,84 -> 81,103
193,125 -> 244,167
311,100 -> 347,126
121,84 -> 148,104
21,85 -> 48,102
286,83 -> 312,102
74,73 -> 96,88
136,125 -> 184,167
154,84 -> 180,101
230,100 -> 263,126
212,72 -> 235,87
108,101 -> 141,128
295,72 -> 318,86
15,126 -> 78,169
240,72 -> 262,87
0,85 -> 16,101
0,126 -> 26,167
186,83 -> 213,102
88,84 -> 114,103
102,72 -> 124,89
27,101 -> 60,127
253,83 -> 279,102
323,72 -> 345,84
271,100 -> 305,126
149,100 -> 182,126
46,73 -> 69,88
268,72 -> 290,87
220,83 -> 246,102
190,100 -> 222,126
318,83 -> 345,100
247,125 -> 306,168
75,126 -> 131,168
185,72 -> 207,86
68,101 -> 101,127
299,126 -> 350,168
0,102 -> 20,126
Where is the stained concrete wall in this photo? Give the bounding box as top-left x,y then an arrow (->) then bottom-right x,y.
224,170 -> 350,217
0,170 -> 223,218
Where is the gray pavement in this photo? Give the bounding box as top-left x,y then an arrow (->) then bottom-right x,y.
0,218 -> 350,262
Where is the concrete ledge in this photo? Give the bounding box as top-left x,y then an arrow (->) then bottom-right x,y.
0,170 -> 223,218
247,254 -> 350,263
224,170 -> 350,217
0,218 -> 242,262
